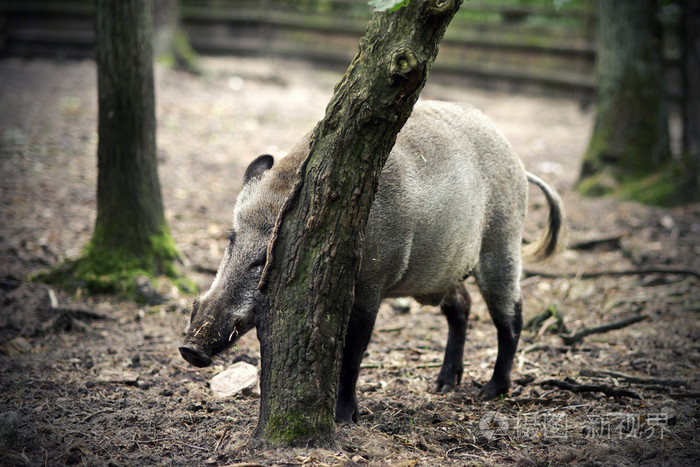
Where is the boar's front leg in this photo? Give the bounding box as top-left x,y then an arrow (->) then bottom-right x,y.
335,303 -> 378,423
435,283 -> 471,393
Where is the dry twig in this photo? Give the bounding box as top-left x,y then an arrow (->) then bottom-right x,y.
559,314 -> 648,345
540,378 -> 641,399
41,286 -> 112,332
668,392 -> 700,399
525,303 -> 569,336
517,343 -> 548,372
579,368 -> 687,387
569,232 -> 627,251
524,267 -> 700,280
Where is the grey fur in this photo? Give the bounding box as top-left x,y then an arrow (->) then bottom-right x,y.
180,100 -> 566,421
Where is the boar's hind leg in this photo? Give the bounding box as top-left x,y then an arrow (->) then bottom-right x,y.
336,303 -> 378,423
475,249 -> 523,400
435,283 -> 471,393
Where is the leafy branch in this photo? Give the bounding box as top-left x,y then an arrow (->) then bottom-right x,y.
369,0 -> 411,13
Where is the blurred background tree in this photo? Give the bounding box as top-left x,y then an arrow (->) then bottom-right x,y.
577,0 -> 670,201
48,0 -> 184,298
4,0 -> 696,278
153,0 -> 200,73
578,0 -> 699,205
679,0 -> 700,198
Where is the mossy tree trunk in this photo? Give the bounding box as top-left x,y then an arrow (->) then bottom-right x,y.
78,0 -> 178,293
152,0 -> 199,73
578,0 -> 670,197
253,0 -> 462,446
679,0 -> 700,198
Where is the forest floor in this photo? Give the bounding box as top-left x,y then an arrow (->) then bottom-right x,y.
1,56 -> 699,466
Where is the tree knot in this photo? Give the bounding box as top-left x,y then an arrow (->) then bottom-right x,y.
388,47 -> 420,86
427,0 -> 455,16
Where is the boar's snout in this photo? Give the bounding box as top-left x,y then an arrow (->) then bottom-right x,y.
179,344 -> 213,368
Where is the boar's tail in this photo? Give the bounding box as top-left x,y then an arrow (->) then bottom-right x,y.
523,172 -> 567,262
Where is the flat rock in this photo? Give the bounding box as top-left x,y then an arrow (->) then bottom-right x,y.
210,362 -> 260,398
95,369 -> 140,385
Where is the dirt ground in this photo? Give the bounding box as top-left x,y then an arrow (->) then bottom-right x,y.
1,56 -> 699,466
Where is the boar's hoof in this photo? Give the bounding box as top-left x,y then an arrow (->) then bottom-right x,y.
179,345 -> 213,368
435,365 -> 462,393
477,379 -> 509,400
335,401 -> 359,424
436,382 -> 455,394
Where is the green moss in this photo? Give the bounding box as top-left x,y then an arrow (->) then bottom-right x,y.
174,30 -> 199,72
32,224 -> 196,298
264,411 -> 334,445
157,53 -> 175,68
615,169 -> 679,207
576,169 -> 618,197
155,30 -> 199,74
578,160 -> 694,207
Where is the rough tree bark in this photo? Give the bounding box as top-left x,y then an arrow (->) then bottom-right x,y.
253,0 -> 462,446
578,0 -> 670,197
83,0 -> 179,292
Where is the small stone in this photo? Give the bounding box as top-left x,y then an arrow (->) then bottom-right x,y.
0,337 -> 32,356
96,369 -> 140,386
210,362 -> 260,398
390,298 -> 411,314
661,406 -> 677,426
660,215 -> 674,230
136,380 -> 151,390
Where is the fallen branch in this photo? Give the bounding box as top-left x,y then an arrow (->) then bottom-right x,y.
540,378 -> 640,399
524,303 -> 569,336
44,286 -> 111,319
41,287 -> 112,332
579,368 -> 687,387
523,267 -> 700,280
559,314 -> 648,345
569,232 -> 627,251
81,408 -> 115,423
55,307 -> 111,321
668,392 -> 700,399
0,277 -> 23,289
517,342 -> 548,372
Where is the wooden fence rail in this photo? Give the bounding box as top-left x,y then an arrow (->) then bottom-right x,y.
1,0 -> 679,101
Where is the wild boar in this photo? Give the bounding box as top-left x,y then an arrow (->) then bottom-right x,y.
179,100 -> 565,423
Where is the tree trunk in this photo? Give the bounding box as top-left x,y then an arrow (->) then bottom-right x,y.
578,0 -> 670,195
85,0 -> 178,291
253,0 -> 462,446
680,0 -> 700,197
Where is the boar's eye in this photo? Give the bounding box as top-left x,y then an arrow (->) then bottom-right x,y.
227,230 -> 236,245
249,257 -> 266,271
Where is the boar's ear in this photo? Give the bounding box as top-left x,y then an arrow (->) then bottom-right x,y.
243,154 -> 274,184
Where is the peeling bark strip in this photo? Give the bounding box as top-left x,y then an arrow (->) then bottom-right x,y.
254,0 -> 463,446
